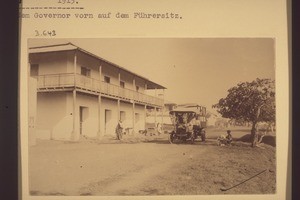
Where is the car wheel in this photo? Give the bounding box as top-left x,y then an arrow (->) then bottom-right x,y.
191,136 -> 195,144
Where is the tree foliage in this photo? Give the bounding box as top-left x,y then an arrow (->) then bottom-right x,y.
213,78 -> 275,146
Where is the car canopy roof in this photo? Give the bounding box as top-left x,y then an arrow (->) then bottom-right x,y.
169,103 -> 205,114
169,107 -> 200,114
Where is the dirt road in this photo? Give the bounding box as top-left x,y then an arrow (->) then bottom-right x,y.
29,134 -> 276,196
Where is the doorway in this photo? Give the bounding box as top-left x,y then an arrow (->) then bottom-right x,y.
79,106 -> 88,135
135,113 -> 140,123
135,113 -> 140,131
120,111 -> 126,121
105,109 -> 112,134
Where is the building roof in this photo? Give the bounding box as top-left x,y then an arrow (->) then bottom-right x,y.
164,99 -> 177,105
170,107 -> 200,113
29,43 -> 77,53
29,43 -> 166,89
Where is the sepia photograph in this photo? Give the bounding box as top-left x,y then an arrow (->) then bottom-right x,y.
27,38 -> 276,196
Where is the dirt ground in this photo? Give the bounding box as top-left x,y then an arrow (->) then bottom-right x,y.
29,127 -> 276,196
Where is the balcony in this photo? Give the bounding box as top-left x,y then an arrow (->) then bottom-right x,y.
34,73 -> 164,107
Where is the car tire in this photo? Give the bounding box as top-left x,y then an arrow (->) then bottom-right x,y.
191,136 -> 195,144
169,134 -> 174,144
201,133 -> 206,142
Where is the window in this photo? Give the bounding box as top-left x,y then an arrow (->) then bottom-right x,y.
30,64 -> 39,76
81,67 -> 91,77
136,86 -> 139,92
135,113 -> 140,123
120,81 -> 125,88
104,76 -> 110,83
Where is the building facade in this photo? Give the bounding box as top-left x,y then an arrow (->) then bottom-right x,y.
28,43 -> 165,142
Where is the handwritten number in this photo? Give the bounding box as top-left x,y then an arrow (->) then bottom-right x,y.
51,30 -> 56,36
34,30 -> 56,37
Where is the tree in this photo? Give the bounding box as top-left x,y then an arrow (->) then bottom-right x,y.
213,78 -> 275,147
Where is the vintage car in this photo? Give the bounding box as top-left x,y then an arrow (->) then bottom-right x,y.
169,104 -> 207,144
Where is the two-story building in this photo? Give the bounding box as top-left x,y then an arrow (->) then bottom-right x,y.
28,43 -> 165,142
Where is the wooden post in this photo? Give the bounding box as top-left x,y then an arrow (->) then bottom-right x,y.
74,51 -> 77,86
131,77 -> 137,134
118,69 -> 121,97
97,94 -> 102,139
71,51 -> 77,140
118,70 -> 121,89
118,99 -> 120,120
144,82 -> 148,132
117,66 -> 121,126
144,104 -> 147,132
99,65 -> 102,92
133,76 -> 136,101
154,107 -> 157,126
132,101 -> 135,135
161,107 -> 163,126
145,82 -> 148,103
155,87 -> 157,105
71,89 -> 77,140
161,89 -> 165,131
97,65 -> 102,139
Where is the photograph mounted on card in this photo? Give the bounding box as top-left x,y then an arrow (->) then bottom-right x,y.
19,0 -> 290,200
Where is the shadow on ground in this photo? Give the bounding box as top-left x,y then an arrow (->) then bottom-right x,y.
236,134 -> 276,147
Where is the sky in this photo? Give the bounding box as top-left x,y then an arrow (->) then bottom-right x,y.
29,38 -> 275,111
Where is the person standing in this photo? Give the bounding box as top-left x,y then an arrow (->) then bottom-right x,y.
116,120 -> 124,140
156,122 -> 162,135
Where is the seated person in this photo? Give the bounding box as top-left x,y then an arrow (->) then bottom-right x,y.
187,116 -> 196,133
226,130 -> 233,144
217,130 -> 233,146
193,115 -> 201,134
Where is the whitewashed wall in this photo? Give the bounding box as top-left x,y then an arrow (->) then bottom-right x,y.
28,77 -> 37,145
30,51 -> 69,75
36,92 -> 70,140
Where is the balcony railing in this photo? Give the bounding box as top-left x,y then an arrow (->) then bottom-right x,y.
35,73 -> 164,106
